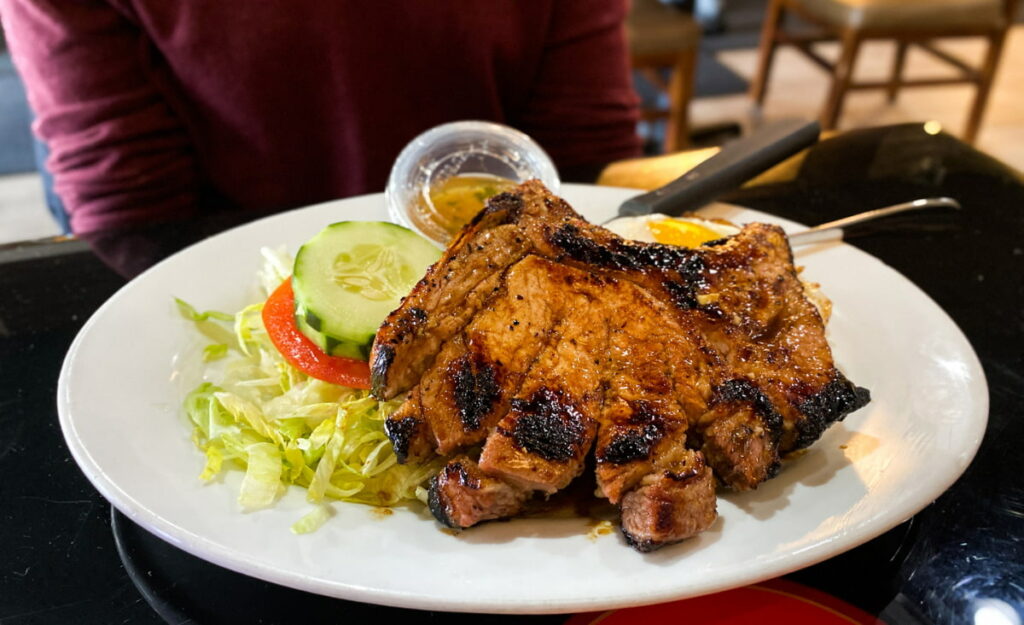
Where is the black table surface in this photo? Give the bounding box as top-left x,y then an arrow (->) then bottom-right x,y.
1,124 -> 1021,625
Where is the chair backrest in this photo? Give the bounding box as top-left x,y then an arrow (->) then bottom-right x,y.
1002,0 -> 1020,22
628,0 -> 701,62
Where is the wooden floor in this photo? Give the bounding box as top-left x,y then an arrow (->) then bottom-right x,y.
2,25 -> 1023,245
693,25 -> 1024,173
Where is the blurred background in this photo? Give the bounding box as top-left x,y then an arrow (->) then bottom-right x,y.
2,0 -> 1022,245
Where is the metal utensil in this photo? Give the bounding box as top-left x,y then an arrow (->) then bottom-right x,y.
788,197 -> 962,245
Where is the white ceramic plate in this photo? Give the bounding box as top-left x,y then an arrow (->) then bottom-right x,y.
58,184 -> 987,614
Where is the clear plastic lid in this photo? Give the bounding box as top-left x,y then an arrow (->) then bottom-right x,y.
385,121 -> 560,245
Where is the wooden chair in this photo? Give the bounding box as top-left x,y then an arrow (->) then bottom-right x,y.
627,0 -> 702,152
749,0 -> 1019,143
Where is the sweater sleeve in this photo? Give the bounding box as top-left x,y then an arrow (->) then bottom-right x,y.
0,0 -> 199,234
515,0 -> 642,179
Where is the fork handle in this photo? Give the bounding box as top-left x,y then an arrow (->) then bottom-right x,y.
788,197 -> 962,245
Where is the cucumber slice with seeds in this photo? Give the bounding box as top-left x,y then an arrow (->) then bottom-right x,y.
291,222 -> 441,360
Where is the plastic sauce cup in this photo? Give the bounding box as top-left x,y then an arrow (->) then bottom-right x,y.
385,121 -> 560,245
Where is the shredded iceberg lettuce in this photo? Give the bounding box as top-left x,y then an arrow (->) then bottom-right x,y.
290,505 -> 333,534
179,247 -> 442,527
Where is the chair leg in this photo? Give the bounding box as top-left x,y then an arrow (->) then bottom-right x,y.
887,41 -> 909,104
664,48 -> 698,152
750,0 -> 785,105
821,29 -> 861,130
639,68 -> 669,93
964,30 -> 1007,144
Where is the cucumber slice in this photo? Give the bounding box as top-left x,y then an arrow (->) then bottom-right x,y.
291,221 -> 441,360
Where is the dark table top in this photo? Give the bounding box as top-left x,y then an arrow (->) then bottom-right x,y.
1,124 -> 1021,625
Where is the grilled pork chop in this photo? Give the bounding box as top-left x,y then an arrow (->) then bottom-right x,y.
372,181 -> 869,552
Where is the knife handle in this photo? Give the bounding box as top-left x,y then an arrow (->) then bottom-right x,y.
617,119 -> 820,218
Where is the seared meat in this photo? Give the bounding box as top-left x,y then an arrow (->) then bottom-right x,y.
620,450 -> 717,552
428,456 -> 531,529
594,283 -> 709,505
697,383 -> 782,491
372,181 -> 870,552
372,195 -> 551,398
386,260 -> 561,462
479,260 -> 609,494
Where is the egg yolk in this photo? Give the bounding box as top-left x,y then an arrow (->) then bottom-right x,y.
648,219 -> 723,247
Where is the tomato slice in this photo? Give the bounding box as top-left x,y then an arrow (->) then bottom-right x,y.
262,279 -> 371,389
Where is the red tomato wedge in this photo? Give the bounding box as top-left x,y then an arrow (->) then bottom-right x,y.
262,279 -> 372,389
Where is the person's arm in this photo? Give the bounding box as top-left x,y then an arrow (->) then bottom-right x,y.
2,0 -> 209,274
515,0 -> 642,182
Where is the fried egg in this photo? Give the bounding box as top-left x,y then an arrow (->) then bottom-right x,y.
604,214 -> 740,247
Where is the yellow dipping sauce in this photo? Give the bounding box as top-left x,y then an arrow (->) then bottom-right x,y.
411,174 -> 516,242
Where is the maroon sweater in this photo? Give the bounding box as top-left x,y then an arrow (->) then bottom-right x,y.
2,0 -> 640,235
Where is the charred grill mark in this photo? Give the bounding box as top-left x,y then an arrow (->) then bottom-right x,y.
663,279 -> 698,310
600,428 -> 659,464
547,224 -> 708,278
665,452 -> 706,483
379,302 -> 430,344
427,461 -> 481,529
384,415 -> 420,464
446,460 -> 479,488
701,237 -> 731,247
503,388 -> 588,462
427,475 -> 457,528
547,223 -> 626,268
665,467 -> 702,482
598,401 -> 667,464
547,223 -> 714,312
795,372 -> 871,449
476,191 -> 524,225
713,378 -> 784,444
676,254 -> 707,284
449,353 -> 500,431
700,304 -> 726,321
621,530 -> 660,553
370,344 -> 395,398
